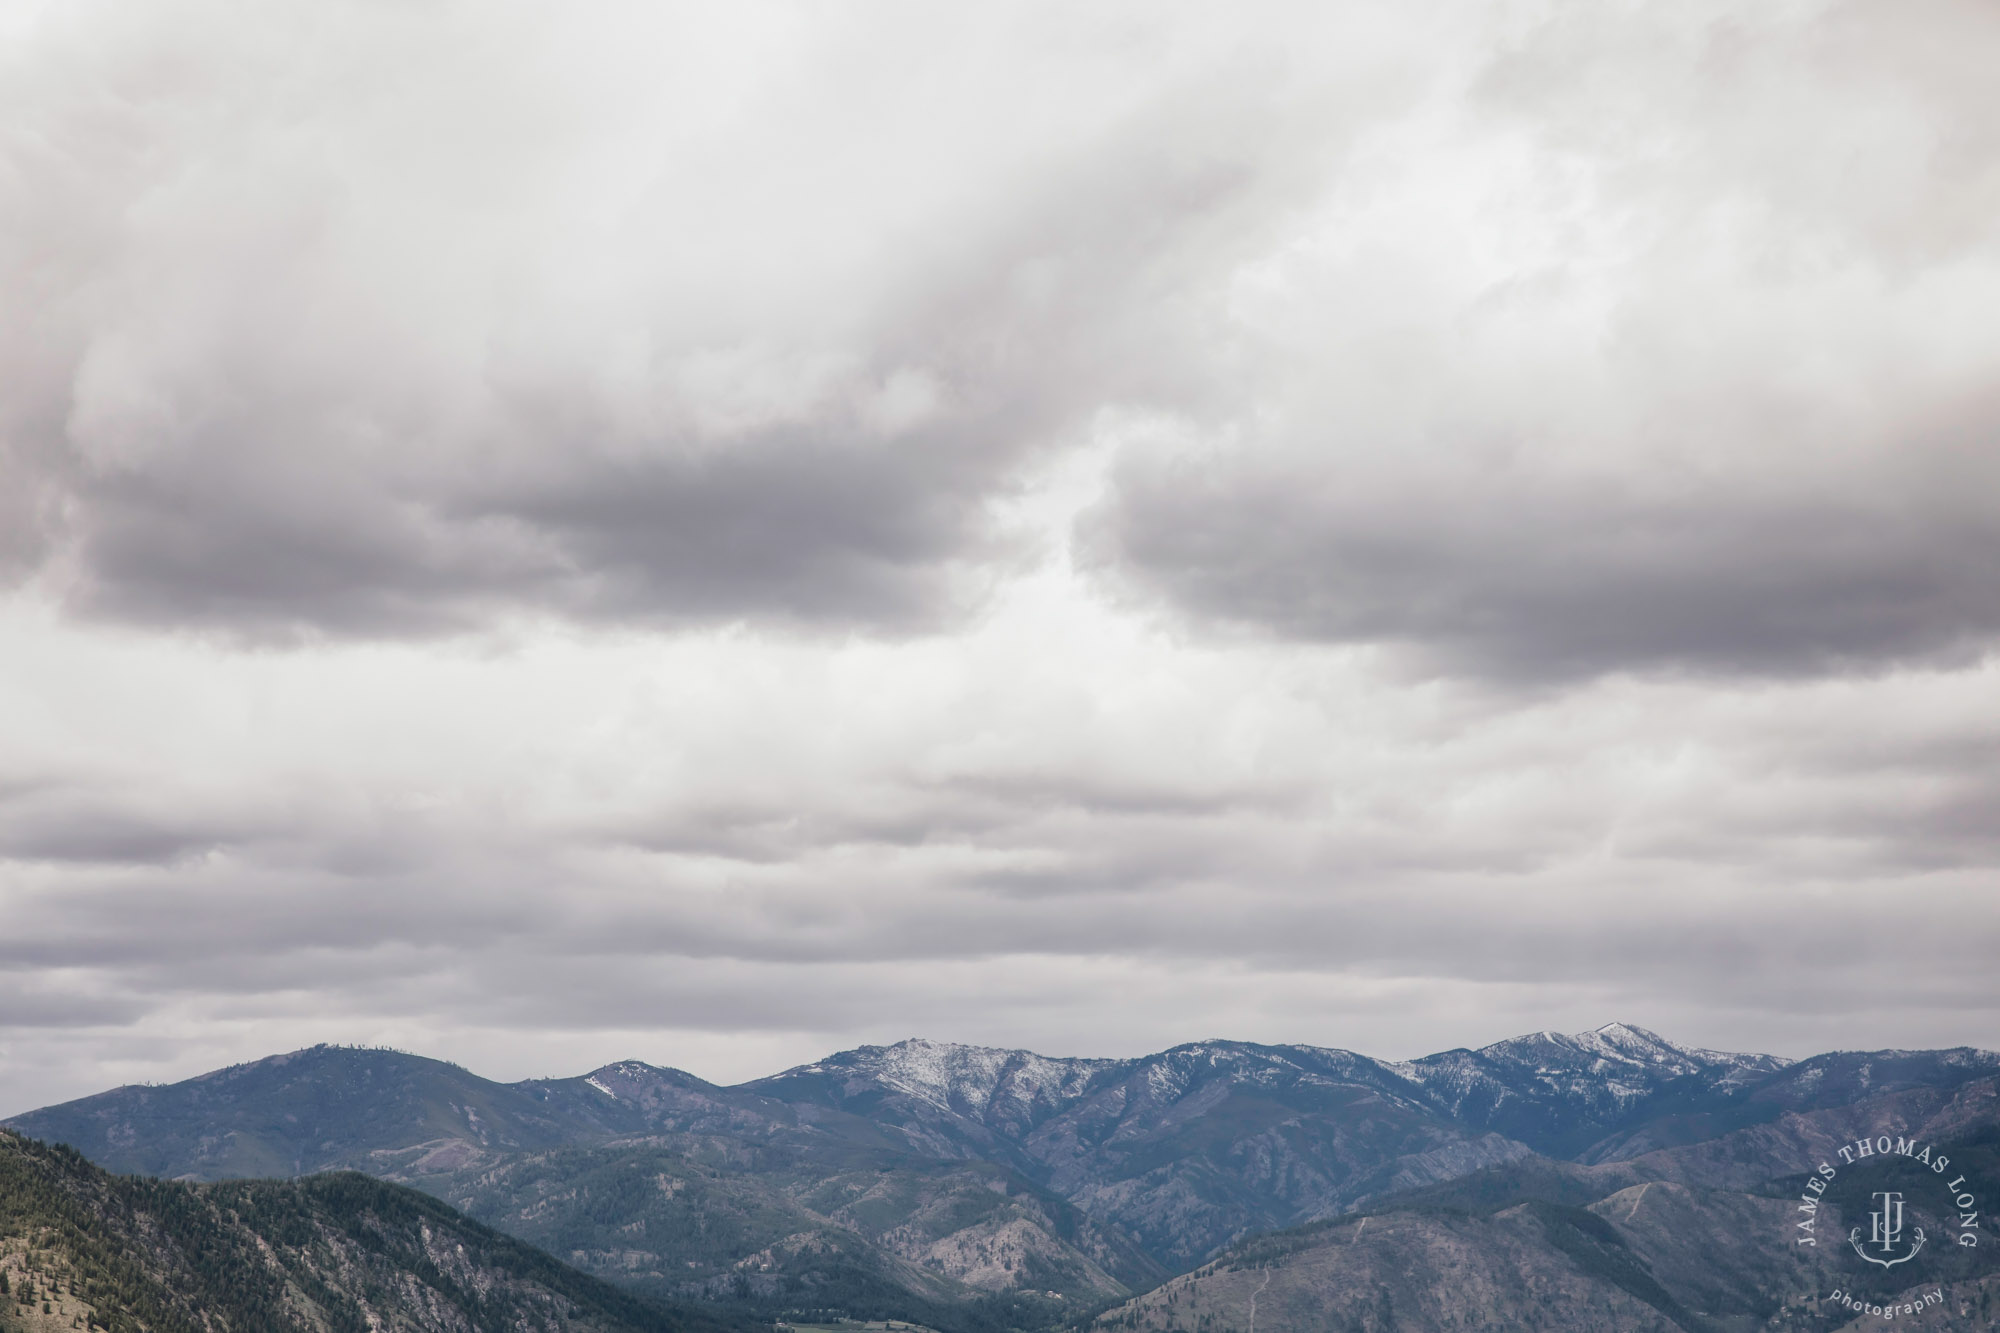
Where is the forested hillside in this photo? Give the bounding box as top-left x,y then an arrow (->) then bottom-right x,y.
1091,1092 -> 2000,1333
0,1129 -> 741,1333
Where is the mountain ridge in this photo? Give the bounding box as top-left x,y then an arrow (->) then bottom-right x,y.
10,1026 -> 1999,1331
0,1022 -> 1795,1127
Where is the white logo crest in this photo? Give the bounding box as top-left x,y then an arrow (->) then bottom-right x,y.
1848,1190 -> 1926,1268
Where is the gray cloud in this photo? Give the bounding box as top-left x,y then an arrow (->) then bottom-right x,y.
0,777 -> 262,866
2,654 -> 1995,1056
1092,446 -> 2000,681
0,0 -> 1377,639
7,1 -> 1999,675
2,0 -> 2000,1119
1088,0 -> 2000,681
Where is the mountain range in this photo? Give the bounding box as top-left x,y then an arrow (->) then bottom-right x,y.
8,1024 -> 2000,1332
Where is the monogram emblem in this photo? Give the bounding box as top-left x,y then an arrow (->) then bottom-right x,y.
1848,1190 -> 1926,1269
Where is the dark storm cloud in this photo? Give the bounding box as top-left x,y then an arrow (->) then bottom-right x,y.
65,424 -> 1002,636
4,0 -> 1998,673
1092,452 -> 2000,681
0,0 -> 1375,639
1088,0 -> 2000,682
0,773 -> 272,866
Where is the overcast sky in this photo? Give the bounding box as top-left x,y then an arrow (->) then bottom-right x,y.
3,0 -> 1999,1115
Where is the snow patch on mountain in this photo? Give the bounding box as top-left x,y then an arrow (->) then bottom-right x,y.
775,1039 -> 1116,1119
1470,1023 -> 1776,1079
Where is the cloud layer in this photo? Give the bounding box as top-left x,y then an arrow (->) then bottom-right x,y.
1,0 -> 1998,1113
1090,0 -> 2000,680
2,0 -> 1394,636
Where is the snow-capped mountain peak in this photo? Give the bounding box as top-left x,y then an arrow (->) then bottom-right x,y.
767,1038 -> 1115,1119
1472,1022 -> 1767,1077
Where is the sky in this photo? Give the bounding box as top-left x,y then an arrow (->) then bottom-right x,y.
3,0 -> 1999,1116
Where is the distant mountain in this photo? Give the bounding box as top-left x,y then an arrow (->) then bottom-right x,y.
0,1044 -> 878,1182
10,1026 -> 2000,1329
0,1126 -> 739,1333
1383,1022 -> 1793,1157
737,1026 -> 1977,1265
779,1040 -> 1537,1266
1576,1045 -> 2000,1163
741,1039 -> 1121,1161
4,1046 -> 1157,1322
3,1044 -> 600,1180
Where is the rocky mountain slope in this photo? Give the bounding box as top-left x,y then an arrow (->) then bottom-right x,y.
411,1142 -> 1159,1319
0,1127 -> 740,1333
1095,1077 -> 2000,1333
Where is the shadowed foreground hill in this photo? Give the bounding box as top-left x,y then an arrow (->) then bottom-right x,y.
0,1129 -> 744,1333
